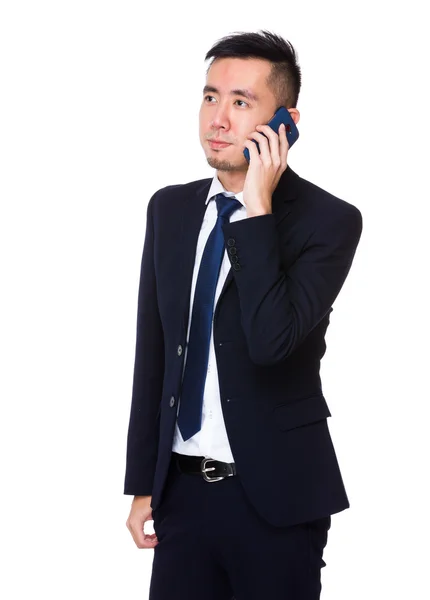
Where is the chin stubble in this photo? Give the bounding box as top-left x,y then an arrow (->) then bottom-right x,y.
206,157 -> 247,172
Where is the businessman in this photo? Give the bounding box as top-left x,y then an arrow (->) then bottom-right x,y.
124,30 -> 363,600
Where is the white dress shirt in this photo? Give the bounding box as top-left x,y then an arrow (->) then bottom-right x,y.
172,172 -> 248,462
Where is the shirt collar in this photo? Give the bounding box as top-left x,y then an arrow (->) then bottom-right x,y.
205,172 -> 245,207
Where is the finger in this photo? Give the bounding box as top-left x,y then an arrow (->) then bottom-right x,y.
143,532 -> 159,547
278,123 -> 289,170
128,518 -> 159,549
243,138 -> 261,163
127,518 -> 146,547
247,131 -> 271,165
256,124 -> 281,167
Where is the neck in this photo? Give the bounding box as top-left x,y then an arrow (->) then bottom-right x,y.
216,170 -> 247,194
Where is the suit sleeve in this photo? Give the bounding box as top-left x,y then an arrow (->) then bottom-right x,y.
222,206 -> 363,366
124,191 -> 164,496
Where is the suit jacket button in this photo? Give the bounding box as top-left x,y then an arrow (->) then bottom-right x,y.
230,255 -> 238,263
177,345 -> 183,356
228,247 -> 237,255
233,263 -> 241,271
169,396 -> 175,407
227,238 -> 235,247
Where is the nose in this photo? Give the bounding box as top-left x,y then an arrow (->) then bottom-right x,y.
210,105 -> 230,131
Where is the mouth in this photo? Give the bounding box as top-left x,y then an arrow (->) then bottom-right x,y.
208,140 -> 232,149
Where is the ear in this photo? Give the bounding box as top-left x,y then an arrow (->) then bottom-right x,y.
288,108 -> 300,125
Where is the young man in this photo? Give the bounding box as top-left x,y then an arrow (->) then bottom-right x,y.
124,30 -> 363,600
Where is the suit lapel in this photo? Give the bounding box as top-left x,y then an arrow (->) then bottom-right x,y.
177,166 -> 300,333
177,178 -> 212,333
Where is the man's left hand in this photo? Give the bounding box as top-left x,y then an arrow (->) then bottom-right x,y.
243,123 -> 289,217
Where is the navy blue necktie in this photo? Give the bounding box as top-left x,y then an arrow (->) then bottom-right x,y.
177,193 -> 242,441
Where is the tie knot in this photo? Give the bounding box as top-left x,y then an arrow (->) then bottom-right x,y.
213,193 -> 242,221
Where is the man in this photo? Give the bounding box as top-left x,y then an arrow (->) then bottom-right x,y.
124,30 -> 363,600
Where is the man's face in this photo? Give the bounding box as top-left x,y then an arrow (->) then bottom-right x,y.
199,57 -> 279,172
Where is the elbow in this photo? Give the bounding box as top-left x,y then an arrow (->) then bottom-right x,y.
248,341 -> 295,367
250,353 -> 279,367
246,319 -> 300,366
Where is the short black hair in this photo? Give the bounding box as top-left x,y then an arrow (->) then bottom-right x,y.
204,30 -> 301,108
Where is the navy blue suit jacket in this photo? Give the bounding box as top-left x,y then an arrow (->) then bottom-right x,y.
124,165 -> 363,527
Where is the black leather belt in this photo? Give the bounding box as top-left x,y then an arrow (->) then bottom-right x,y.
172,452 -> 237,482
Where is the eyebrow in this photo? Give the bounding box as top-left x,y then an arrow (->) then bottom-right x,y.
203,85 -> 259,102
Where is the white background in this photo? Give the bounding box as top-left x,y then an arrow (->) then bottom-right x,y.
1,1 -> 429,598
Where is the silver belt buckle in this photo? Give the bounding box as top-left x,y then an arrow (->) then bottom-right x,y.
201,457 -> 227,482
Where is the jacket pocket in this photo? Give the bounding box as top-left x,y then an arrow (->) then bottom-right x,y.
272,394 -> 331,431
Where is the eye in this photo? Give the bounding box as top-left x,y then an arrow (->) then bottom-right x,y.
235,100 -> 249,107
204,95 -> 216,102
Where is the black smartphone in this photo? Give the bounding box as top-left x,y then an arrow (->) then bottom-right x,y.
243,106 -> 299,163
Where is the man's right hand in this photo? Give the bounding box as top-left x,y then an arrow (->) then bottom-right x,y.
126,495 -> 159,549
